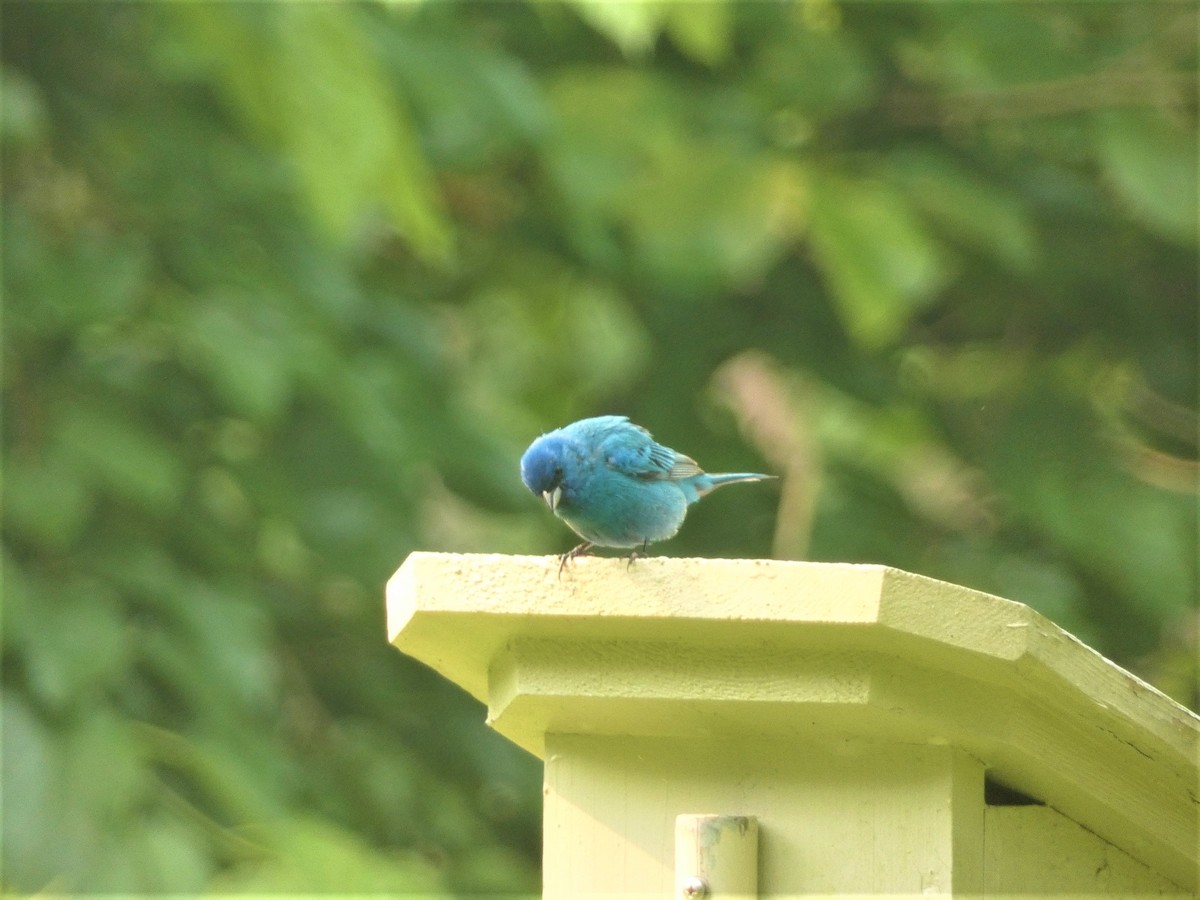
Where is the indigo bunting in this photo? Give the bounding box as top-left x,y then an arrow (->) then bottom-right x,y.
520,415 -> 773,567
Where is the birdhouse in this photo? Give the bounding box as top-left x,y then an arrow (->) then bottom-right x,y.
387,553 -> 1198,897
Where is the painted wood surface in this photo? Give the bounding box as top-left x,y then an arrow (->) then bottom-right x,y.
388,552 -> 1199,895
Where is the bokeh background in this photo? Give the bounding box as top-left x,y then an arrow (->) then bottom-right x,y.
3,2 -> 1196,894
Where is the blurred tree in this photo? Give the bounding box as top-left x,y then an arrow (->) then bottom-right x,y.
2,1 -> 1195,894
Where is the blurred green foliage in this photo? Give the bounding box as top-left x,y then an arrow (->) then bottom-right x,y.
2,2 -> 1196,894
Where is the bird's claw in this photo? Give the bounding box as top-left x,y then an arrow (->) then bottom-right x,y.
555,539 -> 647,578
557,541 -> 594,579
625,538 -> 650,571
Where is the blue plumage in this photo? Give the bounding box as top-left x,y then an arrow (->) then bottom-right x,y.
520,415 -> 773,563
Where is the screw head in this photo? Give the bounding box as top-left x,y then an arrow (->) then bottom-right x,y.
681,876 -> 709,899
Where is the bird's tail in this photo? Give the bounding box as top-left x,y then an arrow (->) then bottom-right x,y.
695,472 -> 776,498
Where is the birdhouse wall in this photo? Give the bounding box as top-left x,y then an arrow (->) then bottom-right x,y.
543,733 -> 986,897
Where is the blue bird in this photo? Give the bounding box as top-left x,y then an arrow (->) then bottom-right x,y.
520,415 -> 773,569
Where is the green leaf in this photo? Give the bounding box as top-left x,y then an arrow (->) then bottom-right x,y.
2,450 -> 94,550
463,256 -> 651,411
545,67 -> 673,225
547,70 -> 806,292
0,68 -> 48,145
665,1 -> 733,66
807,170 -> 951,347
565,0 -> 668,57
886,148 -> 1038,272
983,387 -> 1197,629
3,220 -> 150,339
62,710 -> 147,829
177,300 -> 292,422
915,4 -> 1090,90
0,695 -> 61,887
19,581 -> 132,712
386,31 -> 549,167
135,722 -> 282,825
1095,109 -> 1199,245
169,4 -> 453,260
135,813 -> 214,892
57,402 -> 185,514
207,818 -> 448,895
754,17 -> 876,121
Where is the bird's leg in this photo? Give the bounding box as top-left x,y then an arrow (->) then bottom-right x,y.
625,538 -> 649,570
557,541 -> 594,578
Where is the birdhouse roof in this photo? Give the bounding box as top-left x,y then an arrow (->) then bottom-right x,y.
388,553 -> 1199,891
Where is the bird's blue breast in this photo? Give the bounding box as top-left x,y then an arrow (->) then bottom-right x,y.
555,464 -> 689,547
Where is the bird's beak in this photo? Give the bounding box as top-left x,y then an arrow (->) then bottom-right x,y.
542,486 -> 562,512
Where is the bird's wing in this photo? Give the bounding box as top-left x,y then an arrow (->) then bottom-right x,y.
595,419 -> 704,482
664,452 -> 704,479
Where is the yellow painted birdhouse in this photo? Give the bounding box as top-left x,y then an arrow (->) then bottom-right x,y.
387,553 -> 1198,898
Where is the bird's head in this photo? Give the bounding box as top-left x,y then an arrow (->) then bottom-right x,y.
520,436 -> 569,512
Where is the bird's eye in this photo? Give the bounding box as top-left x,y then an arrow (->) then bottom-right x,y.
552,465 -> 564,485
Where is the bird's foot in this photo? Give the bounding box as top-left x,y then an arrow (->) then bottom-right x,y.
557,541 -> 594,578
625,539 -> 650,571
